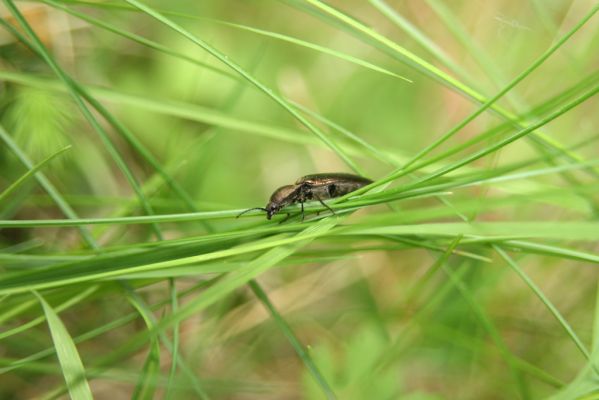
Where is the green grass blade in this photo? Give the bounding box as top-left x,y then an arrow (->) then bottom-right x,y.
145,219 -> 337,329
4,0 -> 164,240
38,0 -> 238,81
0,280 -> 211,375
501,241 -> 599,265
0,145 -> 71,205
214,19 -> 410,83
38,0 -> 223,222
302,0 -> 481,99
249,280 -> 336,399
595,284 -> 599,354
122,0 -> 363,175
126,289 -> 163,400
34,291 -> 94,400
165,279 -> 180,400
494,246 -> 591,361
400,2 -> 597,170
411,87 -> 599,184
400,235 -> 463,307
0,70 -> 409,164
343,222 -> 599,241
0,124 -> 98,248
0,221 -> 334,294
78,220 -> 338,391
441,264 -> 530,399
0,286 -> 97,340
300,0 -> 599,179
422,0 -> 599,209
369,0 -> 465,82
357,83 -> 599,200
51,0 -> 409,83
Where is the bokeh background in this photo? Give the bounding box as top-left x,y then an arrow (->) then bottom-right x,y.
1,1 -> 598,399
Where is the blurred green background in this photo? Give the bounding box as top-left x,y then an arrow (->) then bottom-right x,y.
0,1 -> 598,399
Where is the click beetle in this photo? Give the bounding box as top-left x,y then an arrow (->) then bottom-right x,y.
237,173 -> 372,221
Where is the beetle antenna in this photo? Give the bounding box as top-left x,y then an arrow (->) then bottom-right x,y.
236,207 -> 268,218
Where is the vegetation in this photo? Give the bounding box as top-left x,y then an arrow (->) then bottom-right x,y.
0,1 -> 598,399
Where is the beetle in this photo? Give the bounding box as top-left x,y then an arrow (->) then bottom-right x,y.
237,173 -> 372,221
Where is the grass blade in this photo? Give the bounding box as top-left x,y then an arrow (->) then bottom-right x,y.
122,0 -> 363,175
0,145 -> 71,205
494,246 -> 591,362
34,291 -> 93,400
441,264 -> 530,399
0,124 -> 98,248
249,280 -> 336,399
4,0 -> 164,240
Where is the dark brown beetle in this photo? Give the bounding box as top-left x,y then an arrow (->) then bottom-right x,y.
237,173 -> 372,220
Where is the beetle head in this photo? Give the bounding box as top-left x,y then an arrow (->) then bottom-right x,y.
265,185 -> 299,219
237,184 -> 301,220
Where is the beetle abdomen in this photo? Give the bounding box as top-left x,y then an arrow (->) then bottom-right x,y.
301,175 -> 371,200
296,173 -> 372,187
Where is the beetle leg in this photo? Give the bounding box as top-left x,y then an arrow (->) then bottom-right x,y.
297,184 -> 309,221
314,194 -> 336,216
278,213 -> 291,224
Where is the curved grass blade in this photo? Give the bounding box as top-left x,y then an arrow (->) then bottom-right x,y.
421,0 -> 599,212
126,290 -> 163,400
440,264 -> 530,399
41,0 -> 408,83
0,124 -> 98,248
249,280 -> 336,399
0,280 -> 212,376
0,145 -> 71,205
212,19 -> 410,83
0,220 -> 333,291
34,291 -> 93,400
494,246 -> 592,362
0,286 -> 97,340
165,279 -> 180,400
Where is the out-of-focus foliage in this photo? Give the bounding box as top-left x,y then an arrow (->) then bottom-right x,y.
0,1 -> 598,399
